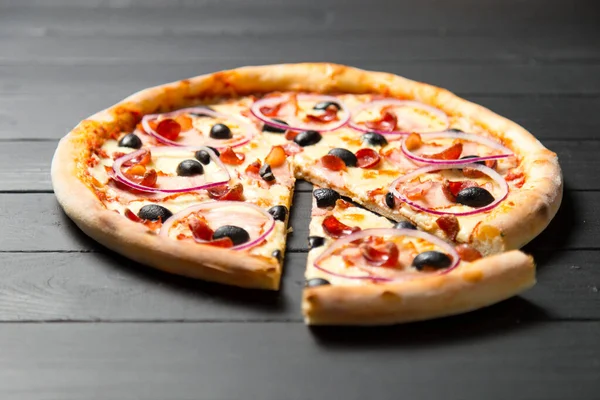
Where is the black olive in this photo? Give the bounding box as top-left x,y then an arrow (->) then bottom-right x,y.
448,128 -> 464,133
308,236 -> 325,249
328,148 -> 358,167
212,225 -> 250,246
305,278 -> 331,287
272,249 -> 283,263
194,150 -> 211,165
394,220 -> 417,230
361,132 -> 388,147
176,159 -> 204,176
118,133 -> 142,149
456,187 -> 495,208
208,146 -> 220,157
412,251 -> 452,271
313,188 -> 340,208
268,205 -> 288,222
259,163 -> 275,182
262,119 -> 288,133
459,155 -> 485,166
385,192 -> 395,208
138,204 -> 172,222
209,123 -> 232,139
294,130 -> 322,147
313,101 -> 341,111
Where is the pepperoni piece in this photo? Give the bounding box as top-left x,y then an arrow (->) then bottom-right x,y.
355,148 -> 381,169
156,118 -> 181,141
124,208 -> 142,222
207,183 -> 244,201
359,242 -> 399,268
219,147 -> 245,165
206,237 -> 235,248
189,217 -> 214,241
445,180 -> 478,199
455,244 -> 482,262
423,143 -> 463,160
305,106 -> 339,123
139,169 -> 158,188
322,215 -> 360,238
260,102 -> 285,118
244,160 -> 262,180
320,154 -> 347,171
124,208 -> 162,229
436,215 -> 460,241
365,110 -> 397,132
284,130 -> 299,141
265,145 -> 287,168
404,133 -> 423,151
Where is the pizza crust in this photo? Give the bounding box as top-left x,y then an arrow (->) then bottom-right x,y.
302,250 -> 535,325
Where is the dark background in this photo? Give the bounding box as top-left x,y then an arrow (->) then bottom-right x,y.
0,0 -> 599,399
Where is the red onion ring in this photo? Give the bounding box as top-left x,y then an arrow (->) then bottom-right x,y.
159,201 -> 275,251
141,107 -> 256,149
401,131 -> 514,165
112,146 -> 229,193
390,164 -> 509,216
250,94 -> 350,132
349,99 -> 449,135
313,228 -> 460,282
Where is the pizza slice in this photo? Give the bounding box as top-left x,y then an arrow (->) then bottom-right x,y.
303,187 -> 535,325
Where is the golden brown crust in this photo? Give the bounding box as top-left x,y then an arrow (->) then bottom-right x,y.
303,250 -> 535,325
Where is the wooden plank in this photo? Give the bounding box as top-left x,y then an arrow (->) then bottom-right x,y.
3,94 -> 600,140
2,64 -> 600,97
0,321 -> 598,400
0,190 -> 596,252
0,250 -> 596,322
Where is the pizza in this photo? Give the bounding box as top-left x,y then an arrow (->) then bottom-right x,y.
51,63 -> 562,325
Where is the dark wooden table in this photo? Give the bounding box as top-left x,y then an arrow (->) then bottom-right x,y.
1,0 -> 599,398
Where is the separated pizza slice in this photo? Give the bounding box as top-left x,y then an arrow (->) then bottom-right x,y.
303,187 -> 535,325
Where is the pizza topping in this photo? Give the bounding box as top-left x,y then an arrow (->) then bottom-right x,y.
245,161 -> 262,180
118,133 -> 143,149
322,215 -> 361,238
313,188 -> 340,208
194,147 -> 220,165
265,145 -> 287,168
401,131 -> 513,165
390,164 -> 508,216
207,183 -> 244,201
213,225 -> 250,246
281,142 -> 303,156
219,147 -> 245,165
209,123 -> 233,140
251,94 -> 350,132
138,204 -> 173,222
454,244 -> 482,262
412,251 -> 452,271
385,192 -> 396,208
393,220 -> 417,230
258,163 -> 275,182
142,107 -> 256,149
328,148 -> 357,167
308,235 -> 326,249
272,249 -> 283,263
305,278 -> 331,287
320,154 -> 347,171
262,118 -> 289,134
294,130 -> 322,147
436,215 -> 460,241
355,148 -> 381,169
176,159 -> 204,177
361,132 -> 388,147
267,205 -> 288,222
359,241 -> 399,268
350,99 -> 449,135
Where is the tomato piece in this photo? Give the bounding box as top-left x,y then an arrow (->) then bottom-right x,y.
282,142 -> 303,155
175,114 -> 193,131
265,145 -> 287,168
124,208 -> 142,222
436,215 -> 460,241
446,180 -> 478,197
320,154 -> 346,171
423,143 -> 463,160
139,169 -> 158,188
259,102 -> 285,117
219,147 -> 245,165
126,164 -> 146,176
322,215 -> 360,238
245,160 -> 262,180
207,183 -> 244,201
455,244 -> 482,262
365,110 -> 397,132
305,106 -> 339,123
404,132 -> 423,151
355,148 -> 381,169
285,130 -> 299,141
155,118 -> 181,141
189,217 -> 214,242
359,242 -> 399,268
206,237 -> 235,248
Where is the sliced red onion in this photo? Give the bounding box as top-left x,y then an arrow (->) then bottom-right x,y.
160,201 -> 275,251
112,146 -> 229,193
141,107 -> 256,149
250,94 -> 350,132
313,228 -> 460,282
349,99 -> 449,135
390,163 -> 509,216
401,131 -> 513,165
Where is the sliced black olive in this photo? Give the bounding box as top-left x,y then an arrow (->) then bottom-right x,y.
448,128 -> 464,133
385,192 -> 395,208
209,123 -> 232,139
328,148 -> 357,167
268,205 -> 288,222
212,225 -> 250,246
118,133 -> 142,149
207,146 -> 220,157
313,101 -> 341,111
308,236 -> 325,250
259,163 -> 276,182
313,188 -> 340,208
294,130 -> 322,147
361,132 -> 388,147
272,249 -> 283,263
412,251 -> 452,271
138,204 -> 172,222
459,155 -> 485,166
262,119 -> 288,133
305,278 -> 331,287
456,187 -> 495,208
194,150 -> 211,165
394,220 -> 417,230
176,159 -> 204,176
